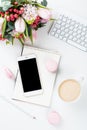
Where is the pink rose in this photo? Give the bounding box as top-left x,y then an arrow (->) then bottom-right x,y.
38,8 -> 52,20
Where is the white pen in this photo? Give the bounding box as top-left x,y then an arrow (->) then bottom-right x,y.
0,94 -> 36,120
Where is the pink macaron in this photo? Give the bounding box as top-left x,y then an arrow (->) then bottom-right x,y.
46,59 -> 58,73
48,111 -> 61,125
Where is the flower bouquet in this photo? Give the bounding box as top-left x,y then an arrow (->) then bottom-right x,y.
0,0 -> 52,44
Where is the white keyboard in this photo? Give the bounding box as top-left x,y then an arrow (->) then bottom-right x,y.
49,14 -> 87,52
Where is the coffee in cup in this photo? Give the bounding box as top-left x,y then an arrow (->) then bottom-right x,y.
58,79 -> 81,102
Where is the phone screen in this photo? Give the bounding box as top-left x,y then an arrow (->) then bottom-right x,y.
18,58 -> 42,93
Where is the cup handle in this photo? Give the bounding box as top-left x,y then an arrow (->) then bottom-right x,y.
76,76 -> 86,86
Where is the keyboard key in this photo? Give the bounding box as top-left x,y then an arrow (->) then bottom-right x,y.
85,39 -> 87,42
69,35 -> 73,40
64,28 -> 69,33
73,28 -> 78,32
73,32 -> 77,36
68,30 -> 73,34
57,20 -> 62,24
77,30 -> 81,34
69,26 -> 74,30
59,35 -> 63,40
85,34 -> 87,38
55,33 -> 59,38
81,32 -> 86,36
59,15 -> 63,20
57,30 -> 61,34
62,17 -> 67,22
73,37 -> 77,42
84,44 -> 87,48
77,34 -> 81,39
61,22 -> 66,26
53,28 -> 57,31
51,31 -> 55,36
55,24 -> 60,28
65,33 -> 69,37
80,41 -> 85,45
75,23 -> 79,28
67,19 -> 71,24
81,37 -> 85,41
67,40 -> 87,51
71,21 -> 75,25
78,25 -> 83,30
82,27 -> 87,31
60,26 -> 65,30
60,31 -> 65,35
65,24 -> 70,28
63,37 -> 67,41
77,39 -> 81,44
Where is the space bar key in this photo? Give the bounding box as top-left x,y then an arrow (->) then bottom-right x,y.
67,40 -> 87,52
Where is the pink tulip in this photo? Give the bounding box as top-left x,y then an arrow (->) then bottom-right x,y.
38,8 -> 52,20
15,17 -> 25,33
0,17 -> 5,34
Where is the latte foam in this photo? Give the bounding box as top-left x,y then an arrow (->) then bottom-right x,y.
58,79 -> 81,102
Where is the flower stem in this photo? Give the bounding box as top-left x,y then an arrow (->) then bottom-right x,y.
19,38 -> 24,45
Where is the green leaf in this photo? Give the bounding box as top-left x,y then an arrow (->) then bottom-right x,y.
4,34 -> 13,44
12,37 -> 14,45
27,25 -> 33,43
0,1 -> 12,11
2,19 -> 7,38
24,22 -> 33,44
18,38 -> 24,45
11,0 -> 15,3
25,23 -> 29,37
27,0 -> 32,3
6,40 -> 11,44
29,29 -> 33,44
1,0 -> 10,2
3,5 -> 12,11
41,0 -> 47,6
32,2 -> 47,9
4,34 -> 10,39
38,23 -> 46,28
0,7 -> 3,12
7,22 -> 15,30
6,28 -> 12,33
15,0 -> 28,4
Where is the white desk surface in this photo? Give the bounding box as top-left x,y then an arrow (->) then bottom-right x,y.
0,0 -> 87,130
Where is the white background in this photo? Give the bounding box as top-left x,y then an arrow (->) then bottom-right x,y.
0,0 -> 87,130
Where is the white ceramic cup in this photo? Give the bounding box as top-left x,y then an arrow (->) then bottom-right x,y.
58,76 -> 86,103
